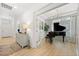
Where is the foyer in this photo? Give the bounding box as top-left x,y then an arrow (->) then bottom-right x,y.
0,3 -> 79,56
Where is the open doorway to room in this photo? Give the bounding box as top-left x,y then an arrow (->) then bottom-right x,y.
34,3 -> 78,56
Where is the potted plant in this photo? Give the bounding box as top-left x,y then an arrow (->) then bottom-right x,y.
44,23 -> 49,33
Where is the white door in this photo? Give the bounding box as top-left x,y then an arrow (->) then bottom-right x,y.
1,18 -> 12,37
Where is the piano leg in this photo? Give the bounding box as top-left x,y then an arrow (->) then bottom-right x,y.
50,38 -> 53,44
63,36 -> 65,42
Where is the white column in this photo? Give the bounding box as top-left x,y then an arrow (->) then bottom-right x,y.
76,4 -> 79,56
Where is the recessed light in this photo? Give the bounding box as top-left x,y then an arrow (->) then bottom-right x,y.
14,7 -> 17,8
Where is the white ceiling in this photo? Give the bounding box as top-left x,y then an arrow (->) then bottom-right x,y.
38,3 -> 78,20
7,3 -> 48,14
4,3 -> 48,19
1,3 -> 78,21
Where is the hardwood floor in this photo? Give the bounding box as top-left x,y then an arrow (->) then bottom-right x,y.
11,38 -> 76,56
0,37 -> 77,56
0,37 -> 21,56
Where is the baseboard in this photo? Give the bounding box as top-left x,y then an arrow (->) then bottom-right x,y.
0,36 -> 14,38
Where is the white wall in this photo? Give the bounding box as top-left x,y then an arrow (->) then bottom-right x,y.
15,4 -> 48,48
0,18 -> 1,37
77,15 -> 79,55
0,7 -> 15,37
76,4 -> 79,56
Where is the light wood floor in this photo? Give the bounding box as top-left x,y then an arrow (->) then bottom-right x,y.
0,37 -> 77,56
0,37 -> 21,56
11,38 -> 77,56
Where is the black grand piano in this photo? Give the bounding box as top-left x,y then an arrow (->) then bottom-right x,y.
46,22 -> 66,43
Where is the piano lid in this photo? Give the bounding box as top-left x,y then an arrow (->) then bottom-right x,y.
54,22 -> 66,31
